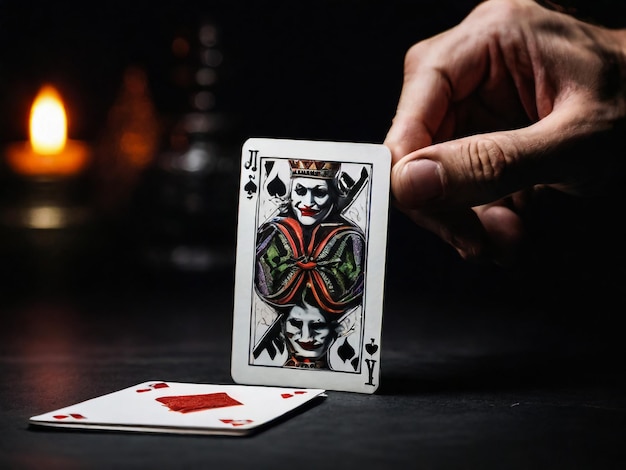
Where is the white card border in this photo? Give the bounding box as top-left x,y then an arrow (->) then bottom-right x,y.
231,138 -> 390,394
29,380 -> 327,436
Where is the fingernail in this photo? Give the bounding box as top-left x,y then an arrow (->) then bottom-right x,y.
403,159 -> 443,202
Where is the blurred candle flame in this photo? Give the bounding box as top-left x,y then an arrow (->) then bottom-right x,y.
29,85 -> 67,155
6,84 -> 90,177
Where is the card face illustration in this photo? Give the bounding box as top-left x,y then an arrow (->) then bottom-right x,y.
29,381 -> 326,436
231,138 -> 391,394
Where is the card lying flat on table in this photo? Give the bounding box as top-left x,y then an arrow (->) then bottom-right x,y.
29,381 -> 326,436
232,138 -> 391,394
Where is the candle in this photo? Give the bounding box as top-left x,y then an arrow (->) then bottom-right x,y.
6,85 -> 90,177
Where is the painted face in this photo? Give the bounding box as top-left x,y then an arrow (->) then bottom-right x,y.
290,177 -> 333,226
284,302 -> 335,359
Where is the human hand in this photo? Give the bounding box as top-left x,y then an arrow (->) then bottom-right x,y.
384,0 -> 626,266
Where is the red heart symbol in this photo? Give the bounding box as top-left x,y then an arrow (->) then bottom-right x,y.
220,419 -> 253,427
294,391 -> 306,395
53,415 -> 68,420
69,414 -> 86,419
281,393 -> 293,399
136,388 -> 151,393
152,383 -> 169,389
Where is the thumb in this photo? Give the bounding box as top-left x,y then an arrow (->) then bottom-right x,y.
390,111 -> 585,211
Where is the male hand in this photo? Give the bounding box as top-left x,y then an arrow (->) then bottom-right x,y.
385,0 -> 626,266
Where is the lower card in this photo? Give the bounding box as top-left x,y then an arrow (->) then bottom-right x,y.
29,381 -> 326,436
231,138 -> 391,393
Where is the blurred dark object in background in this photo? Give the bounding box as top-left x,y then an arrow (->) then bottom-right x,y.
99,20 -> 239,277
1,0 -> 473,296
0,0 -> 623,319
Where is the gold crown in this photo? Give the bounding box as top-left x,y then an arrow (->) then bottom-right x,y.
289,159 -> 340,179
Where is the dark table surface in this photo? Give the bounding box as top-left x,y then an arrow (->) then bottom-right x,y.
1,213 -> 624,470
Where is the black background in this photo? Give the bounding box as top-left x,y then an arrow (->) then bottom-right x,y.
0,2 -> 624,468
0,0 -> 486,297
0,0 -> 622,305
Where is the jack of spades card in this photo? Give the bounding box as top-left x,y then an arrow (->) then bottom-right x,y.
232,138 -> 390,393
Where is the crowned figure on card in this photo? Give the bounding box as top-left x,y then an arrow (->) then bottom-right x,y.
252,157 -> 371,372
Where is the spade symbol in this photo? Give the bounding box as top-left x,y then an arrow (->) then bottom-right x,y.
267,174 -> 286,197
365,338 -> 379,356
337,337 -> 356,363
244,177 -> 257,199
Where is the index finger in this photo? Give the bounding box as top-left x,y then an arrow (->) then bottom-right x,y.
383,4 -> 498,163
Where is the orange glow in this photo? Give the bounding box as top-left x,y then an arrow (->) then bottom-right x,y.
6,85 -> 90,177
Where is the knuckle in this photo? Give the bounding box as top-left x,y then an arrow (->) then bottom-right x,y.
472,0 -> 527,25
456,245 -> 486,263
461,136 -> 518,196
404,41 -> 429,70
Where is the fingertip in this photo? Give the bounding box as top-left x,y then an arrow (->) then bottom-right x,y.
383,131 -> 409,167
384,117 -> 435,166
479,205 -> 525,267
392,158 -> 444,208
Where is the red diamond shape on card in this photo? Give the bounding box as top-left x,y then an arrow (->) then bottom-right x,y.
156,392 -> 243,413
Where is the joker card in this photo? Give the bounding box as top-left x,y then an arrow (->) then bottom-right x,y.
231,138 -> 391,393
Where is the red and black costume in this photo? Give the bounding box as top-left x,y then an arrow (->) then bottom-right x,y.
255,215 -> 365,315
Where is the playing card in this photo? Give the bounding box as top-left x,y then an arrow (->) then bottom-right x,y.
231,138 -> 390,393
29,381 -> 326,436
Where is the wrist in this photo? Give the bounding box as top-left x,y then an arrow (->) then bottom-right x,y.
613,29 -> 626,55
608,29 -> 626,83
